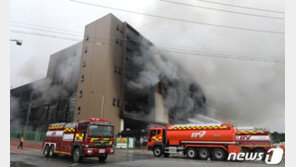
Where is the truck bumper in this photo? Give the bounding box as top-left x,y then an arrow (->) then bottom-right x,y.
83,147 -> 115,157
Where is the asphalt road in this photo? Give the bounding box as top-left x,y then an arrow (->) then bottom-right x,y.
10,149 -> 285,167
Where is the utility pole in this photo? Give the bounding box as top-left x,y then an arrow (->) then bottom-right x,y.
24,91 -> 33,133
91,91 -> 105,118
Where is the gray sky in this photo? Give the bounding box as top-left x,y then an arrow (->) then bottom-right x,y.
10,0 -> 285,132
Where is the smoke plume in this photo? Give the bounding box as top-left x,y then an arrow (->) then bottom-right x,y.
32,42 -> 82,103
127,41 -> 208,122
134,0 -> 284,131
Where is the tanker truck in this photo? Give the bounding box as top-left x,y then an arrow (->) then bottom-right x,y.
236,128 -> 275,157
147,122 -> 240,160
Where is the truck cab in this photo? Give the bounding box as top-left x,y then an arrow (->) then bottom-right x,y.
147,126 -> 166,151
75,118 -> 115,159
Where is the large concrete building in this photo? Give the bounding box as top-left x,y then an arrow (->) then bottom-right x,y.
74,14 -> 169,135
11,14 -> 207,138
10,14 -> 170,135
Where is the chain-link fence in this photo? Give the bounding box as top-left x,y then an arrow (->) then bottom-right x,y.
10,130 -> 46,142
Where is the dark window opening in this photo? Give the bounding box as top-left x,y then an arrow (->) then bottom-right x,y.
79,90 -> 83,98
117,99 -> 120,106
82,60 -> 86,67
85,34 -> 89,41
77,107 -> 81,114
117,25 -> 123,33
84,46 -> 88,53
114,66 -> 117,73
112,98 -> 116,106
157,130 -> 161,135
148,130 -> 156,142
81,75 -> 84,82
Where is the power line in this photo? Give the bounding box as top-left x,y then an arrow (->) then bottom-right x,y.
11,21 -> 83,34
194,0 -> 284,14
159,45 -> 284,61
10,24 -> 284,63
69,0 -> 284,35
159,47 -> 284,63
10,30 -> 81,41
160,0 -> 284,20
10,24 -> 83,37
11,24 -> 284,61
10,29 -> 284,64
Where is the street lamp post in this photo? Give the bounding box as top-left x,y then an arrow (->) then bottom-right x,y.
10,39 -> 22,46
91,91 -> 104,118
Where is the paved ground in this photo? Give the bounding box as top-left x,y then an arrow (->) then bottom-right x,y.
11,150 -> 285,167
10,139 -> 285,167
10,139 -> 42,152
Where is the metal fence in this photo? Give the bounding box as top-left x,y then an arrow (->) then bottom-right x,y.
10,130 -> 46,142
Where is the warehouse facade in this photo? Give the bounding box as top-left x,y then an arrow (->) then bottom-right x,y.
10,42 -> 82,131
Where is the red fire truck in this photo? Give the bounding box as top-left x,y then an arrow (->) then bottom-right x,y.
147,122 -> 240,160
42,118 -> 115,162
236,128 -> 275,156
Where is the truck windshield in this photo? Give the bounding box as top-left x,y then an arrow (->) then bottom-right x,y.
88,125 -> 114,138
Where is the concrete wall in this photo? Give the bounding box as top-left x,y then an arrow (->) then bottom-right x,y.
74,14 -> 123,135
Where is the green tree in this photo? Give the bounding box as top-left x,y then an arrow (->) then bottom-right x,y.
270,132 -> 285,143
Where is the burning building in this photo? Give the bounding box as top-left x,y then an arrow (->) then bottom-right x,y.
10,14 -> 207,135
10,42 -> 82,131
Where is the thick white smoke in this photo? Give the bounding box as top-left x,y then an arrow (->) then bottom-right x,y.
32,42 -> 82,103
135,0 -> 284,131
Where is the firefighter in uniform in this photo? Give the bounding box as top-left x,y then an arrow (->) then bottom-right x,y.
17,136 -> 24,149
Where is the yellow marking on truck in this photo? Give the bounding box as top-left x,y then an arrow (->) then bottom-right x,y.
75,133 -> 84,141
152,136 -> 162,141
168,125 -> 231,130
64,128 -> 75,132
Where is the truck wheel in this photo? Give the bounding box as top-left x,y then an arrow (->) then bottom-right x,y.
49,146 -> 55,158
44,145 -> 49,157
211,148 -> 226,161
98,155 -> 108,162
153,146 -> 163,157
72,148 -> 82,163
253,148 -> 266,161
198,148 -> 210,160
186,148 -> 197,159
242,148 -> 251,153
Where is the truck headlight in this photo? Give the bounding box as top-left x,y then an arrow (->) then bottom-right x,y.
85,145 -> 89,148
87,149 -> 93,153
